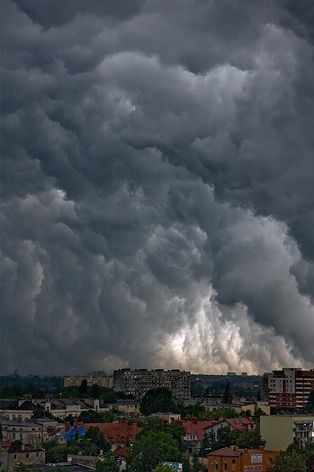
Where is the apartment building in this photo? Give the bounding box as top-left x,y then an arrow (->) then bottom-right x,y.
260,415 -> 314,451
113,369 -> 191,400
63,375 -> 113,389
1,420 -> 43,446
262,368 -> 314,409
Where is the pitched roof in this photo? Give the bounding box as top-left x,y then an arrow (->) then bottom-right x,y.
209,447 -> 241,457
182,420 -> 218,440
85,421 -> 140,444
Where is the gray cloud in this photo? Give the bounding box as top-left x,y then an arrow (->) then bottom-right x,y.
1,0 -> 313,374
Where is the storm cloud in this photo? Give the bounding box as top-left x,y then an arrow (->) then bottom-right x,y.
1,0 -> 314,374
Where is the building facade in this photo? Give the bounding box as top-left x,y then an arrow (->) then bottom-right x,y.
113,368 -> 191,400
1,420 -> 43,447
1,447 -> 45,472
260,415 -> 314,451
208,447 -> 279,472
63,376 -> 113,389
262,368 -> 314,409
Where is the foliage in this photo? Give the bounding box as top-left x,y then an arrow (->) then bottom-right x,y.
268,443 -> 314,472
96,452 -> 119,472
9,440 -> 23,452
91,383 -> 100,398
191,453 -> 207,472
223,383 -> 233,404
83,427 -> 111,454
138,418 -> 184,450
127,431 -> 184,472
268,443 -> 306,472
78,409 -> 113,423
199,427 -> 264,456
78,379 -> 88,395
43,442 -> 69,463
304,390 -> 314,413
154,465 -> 176,472
13,464 -> 30,472
140,388 -> 179,416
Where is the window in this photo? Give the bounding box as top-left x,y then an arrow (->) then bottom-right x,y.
26,454 -> 29,458
13,455 -> 17,459
224,464 -> 228,470
232,460 -> 236,464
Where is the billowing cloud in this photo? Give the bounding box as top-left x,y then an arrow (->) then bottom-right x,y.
1,0 -> 313,374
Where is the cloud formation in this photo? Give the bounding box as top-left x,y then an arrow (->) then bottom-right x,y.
1,0 -> 314,374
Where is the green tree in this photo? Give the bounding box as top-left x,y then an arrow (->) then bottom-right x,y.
191,453 -> 207,472
154,465 -> 175,472
96,452 -> 119,472
83,427 -> 110,454
304,390 -> 314,413
222,383 -> 233,404
9,440 -> 23,452
44,443 -> 68,463
91,383 -> 100,398
14,464 -> 30,472
268,443 -> 306,472
235,430 -> 265,449
127,431 -> 183,472
140,388 -> 178,416
78,379 -> 88,395
139,418 -> 184,449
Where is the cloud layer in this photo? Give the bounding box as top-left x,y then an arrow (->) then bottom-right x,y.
1,0 -> 314,374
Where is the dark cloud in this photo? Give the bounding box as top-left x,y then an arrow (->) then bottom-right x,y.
1,0 -> 313,374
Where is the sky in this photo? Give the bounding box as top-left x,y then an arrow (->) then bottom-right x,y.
1,0 -> 314,375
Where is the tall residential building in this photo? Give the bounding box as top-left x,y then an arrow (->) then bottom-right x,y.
262,368 -> 314,409
113,368 -> 191,400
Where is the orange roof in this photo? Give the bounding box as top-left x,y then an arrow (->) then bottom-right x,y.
209,447 -> 270,457
84,421 -> 140,444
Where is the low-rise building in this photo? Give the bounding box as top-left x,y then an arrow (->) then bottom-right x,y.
208,447 -> 279,472
260,415 -> 314,451
100,400 -> 140,415
0,400 -> 42,421
150,412 -> 181,423
84,421 -> 140,450
1,420 -> 43,447
1,447 -> 45,472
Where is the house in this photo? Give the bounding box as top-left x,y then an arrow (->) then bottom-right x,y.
1,420 -> 43,447
182,420 -> 219,454
100,400 -> 140,416
0,446 -> 45,472
0,400 -> 43,421
208,447 -> 279,472
84,421 -> 140,450
150,412 -> 181,423
204,417 -> 256,438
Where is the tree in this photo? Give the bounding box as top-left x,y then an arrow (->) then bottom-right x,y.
91,383 -> 100,398
235,430 -> 265,449
223,383 -> 233,404
83,427 -> 111,454
127,431 -> 184,472
14,465 -> 30,472
140,388 -> 178,416
78,379 -> 88,395
96,452 -> 119,472
154,465 -> 175,472
138,418 -> 184,450
268,443 -> 306,472
304,390 -> 314,413
9,440 -> 23,452
191,453 -> 207,472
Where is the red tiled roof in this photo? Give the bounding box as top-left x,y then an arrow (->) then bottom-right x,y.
182,420 -> 218,440
225,417 -> 255,430
209,447 -> 241,457
85,421 -> 140,444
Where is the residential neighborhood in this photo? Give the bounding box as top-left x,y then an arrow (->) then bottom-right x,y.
0,368 -> 313,471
